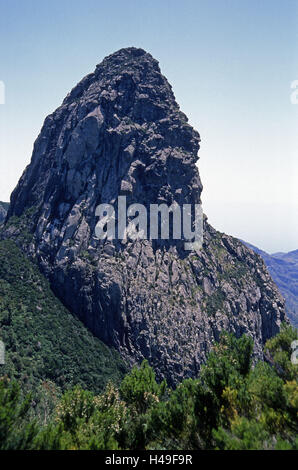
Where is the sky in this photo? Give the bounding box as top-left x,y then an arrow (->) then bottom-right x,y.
0,0 -> 297,253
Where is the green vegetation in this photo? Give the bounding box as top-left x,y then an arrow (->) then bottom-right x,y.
204,289 -> 226,316
0,323 -> 297,450
0,239 -> 296,450
3,207 -> 37,244
0,240 -> 127,421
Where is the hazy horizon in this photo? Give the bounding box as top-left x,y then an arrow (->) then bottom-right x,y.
0,0 -> 297,254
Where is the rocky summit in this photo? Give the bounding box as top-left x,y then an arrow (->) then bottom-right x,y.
0,202 -> 8,224
2,48 -> 287,384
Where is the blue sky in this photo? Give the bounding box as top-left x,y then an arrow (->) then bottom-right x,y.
0,0 -> 297,252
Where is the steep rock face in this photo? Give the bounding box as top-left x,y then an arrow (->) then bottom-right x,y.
0,206 -> 6,224
3,48 -> 286,384
0,202 -> 8,224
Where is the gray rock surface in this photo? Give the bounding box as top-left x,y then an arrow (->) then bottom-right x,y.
0,202 -> 8,224
2,48 -> 287,384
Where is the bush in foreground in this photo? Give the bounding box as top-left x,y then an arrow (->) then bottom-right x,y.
1,324 -> 297,450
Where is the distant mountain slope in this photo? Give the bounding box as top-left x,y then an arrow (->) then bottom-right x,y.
0,202 -> 9,223
0,240 -> 127,395
272,250 -> 298,264
243,241 -> 298,327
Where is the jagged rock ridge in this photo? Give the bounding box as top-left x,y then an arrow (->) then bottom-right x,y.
3,48 -> 287,384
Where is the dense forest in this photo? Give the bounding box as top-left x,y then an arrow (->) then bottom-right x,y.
1,324 -> 297,450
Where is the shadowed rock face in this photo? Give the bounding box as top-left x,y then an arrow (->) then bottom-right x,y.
3,48 -> 287,384
243,241 -> 298,328
0,204 -> 7,224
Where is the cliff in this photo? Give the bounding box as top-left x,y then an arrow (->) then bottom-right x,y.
2,48 -> 287,384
